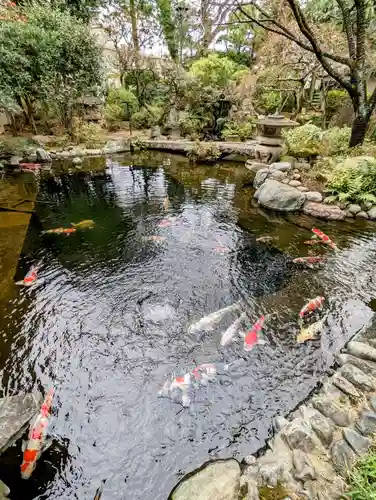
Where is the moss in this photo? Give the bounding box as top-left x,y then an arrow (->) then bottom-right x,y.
258,483 -> 290,500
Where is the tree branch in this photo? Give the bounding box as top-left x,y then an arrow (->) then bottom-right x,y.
354,0 -> 368,63
367,85 -> 376,117
335,0 -> 356,59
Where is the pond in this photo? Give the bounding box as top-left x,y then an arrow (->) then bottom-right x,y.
0,152 -> 375,500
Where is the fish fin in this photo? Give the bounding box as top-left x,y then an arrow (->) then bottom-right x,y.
41,438 -> 53,454
22,440 -> 27,452
15,281 -> 25,286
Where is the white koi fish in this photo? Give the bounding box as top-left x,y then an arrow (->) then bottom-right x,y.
220,312 -> 249,346
159,373 -> 192,407
187,302 -> 241,334
191,363 -> 217,385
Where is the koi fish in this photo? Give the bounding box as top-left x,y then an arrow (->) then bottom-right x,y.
187,302 -> 241,334
312,228 -> 337,250
16,266 -> 37,286
220,312 -> 248,346
293,257 -> 327,266
71,219 -> 95,230
157,219 -> 171,228
243,316 -> 267,352
299,296 -> 325,318
297,319 -> 324,344
214,245 -> 230,254
94,480 -> 106,500
21,388 -> 54,479
162,197 -> 170,211
159,373 -> 192,407
20,163 -> 42,169
303,239 -> 323,245
42,227 -> 77,235
143,235 -> 166,243
191,364 -> 217,385
256,236 -> 275,243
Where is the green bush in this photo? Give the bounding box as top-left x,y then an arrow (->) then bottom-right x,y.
104,103 -> 125,123
347,451 -> 376,500
106,88 -> 139,119
283,124 -> 323,158
326,157 -> 376,204
326,89 -> 350,115
221,121 -> 255,141
258,90 -> 282,114
179,116 -> 203,139
186,142 -> 222,163
0,137 -> 39,157
72,121 -> 105,149
130,107 -> 162,129
188,54 -> 246,88
322,126 -> 351,155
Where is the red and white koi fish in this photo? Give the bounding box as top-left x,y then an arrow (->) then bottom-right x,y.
20,163 -> 42,169
303,239 -> 323,245
293,257 -> 327,266
43,227 -> 77,235
188,302 -> 241,334
16,266 -> 37,286
192,364 -> 217,385
214,245 -> 230,254
312,228 -> 337,250
243,316 -> 267,352
299,296 -> 325,319
157,219 -> 171,228
220,312 -> 248,346
21,388 -> 54,479
159,373 -> 192,407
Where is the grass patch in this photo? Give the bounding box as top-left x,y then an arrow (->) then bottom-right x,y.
347,449 -> 376,500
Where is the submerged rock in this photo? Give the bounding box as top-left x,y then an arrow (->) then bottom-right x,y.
254,180 -> 305,212
169,459 -> 241,500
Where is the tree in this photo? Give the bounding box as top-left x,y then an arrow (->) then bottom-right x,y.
237,0 -> 376,146
14,0 -> 103,22
0,2 -> 102,133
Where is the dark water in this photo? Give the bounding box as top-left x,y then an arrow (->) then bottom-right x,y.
0,153 -> 376,499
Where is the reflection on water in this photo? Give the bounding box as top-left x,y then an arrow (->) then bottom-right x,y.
0,153 -> 375,499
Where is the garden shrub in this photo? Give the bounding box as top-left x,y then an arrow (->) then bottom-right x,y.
221,121 -> 255,141
130,107 -> 162,129
188,54 -> 246,88
326,157 -> 376,204
72,121 -> 105,149
322,126 -> 351,155
186,142 -> 221,163
106,88 -> 139,119
179,116 -> 203,139
283,124 -> 323,158
258,90 -> 282,114
326,89 -> 350,116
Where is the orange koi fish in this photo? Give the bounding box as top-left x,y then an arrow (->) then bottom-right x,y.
243,316 -> 267,352
43,227 -> 77,235
299,296 -> 325,318
21,388 -> 54,479
157,219 -> 171,228
293,257 -> 327,266
312,228 -> 337,250
16,266 -> 37,286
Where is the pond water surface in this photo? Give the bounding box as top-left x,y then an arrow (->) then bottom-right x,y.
0,153 -> 376,499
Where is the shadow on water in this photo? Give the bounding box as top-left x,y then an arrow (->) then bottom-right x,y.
0,152 -> 375,499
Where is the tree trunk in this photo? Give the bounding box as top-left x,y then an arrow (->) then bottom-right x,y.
349,112 -> 369,147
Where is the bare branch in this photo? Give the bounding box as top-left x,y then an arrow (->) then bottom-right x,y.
367,85 -> 376,116
354,0 -> 368,63
335,0 -> 356,59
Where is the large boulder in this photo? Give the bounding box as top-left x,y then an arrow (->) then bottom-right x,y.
254,179 -> 306,212
253,168 -> 270,189
36,148 -> 52,163
303,202 -> 346,221
170,459 -> 241,500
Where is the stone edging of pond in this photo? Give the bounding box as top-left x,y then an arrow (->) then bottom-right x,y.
170,332 -> 376,500
247,160 -> 376,221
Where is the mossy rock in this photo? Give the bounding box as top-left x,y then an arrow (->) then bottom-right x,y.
258,483 -> 289,500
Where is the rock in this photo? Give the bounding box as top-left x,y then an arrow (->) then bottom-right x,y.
339,363 -> 376,391
9,156 -> 22,166
241,476 -> 259,500
258,459 -> 287,487
243,455 -> 256,466
170,459 -> 241,500
370,395 -> 376,412
347,204 -> 362,215
292,450 -> 317,481
297,186 -> 309,192
331,440 -> 356,475
72,157 -> 83,166
310,412 -> 335,446
292,174 -> 301,180
36,148 -> 52,163
337,202 -> 348,210
331,373 -> 361,400
346,211 -> 354,218
305,191 -> 323,202
150,125 -> 161,139
336,355 -> 376,381
323,196 -> 334,204
245,161 -> 267,175
49,152 -> 57,160
270,170 -> 286,181
303,202 -> 346,221
347,341 -> 376,362
253,168 -> 270,189
270,161 -> 292,172
355,411 -> 376,436
312,397 -> 350,427
254,180 -> 306,212
356,211 -> 369,219
282,419 -> 320,453
282,179 -> 290,184
289,180 -> 301,187
0,393 -> 41,454
361,201 -> 373,211
343,428 -> 371,455
273,416 -> 289,432
367,207 -> 376,219
103,139 -> 131,155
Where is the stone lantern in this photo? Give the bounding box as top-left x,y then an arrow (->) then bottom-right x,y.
254,114 -> 298,164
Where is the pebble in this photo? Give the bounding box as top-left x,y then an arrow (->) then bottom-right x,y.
253,168 -> 270,189
289,180 -> 301,187
297,186 -> 308,192
339,363 -> 376,391
356,211 -> 369,219
273,416 -> 289,432
347,341 -> 376,362
331,440 -> 356,474
72,157 -> 83,166
355,411 -> 376,436
292,173 -> 301,180
270,161 -> 292,172
343,428 -> 372,455
310,412 -> 335,445
305,191 -> 323,202
312,396 -> 350,427
361,201 -> 373,211
243,455 -> 256,466
270,170 -> 286,180
368,207 -> 376,219
331,373 -> 362,399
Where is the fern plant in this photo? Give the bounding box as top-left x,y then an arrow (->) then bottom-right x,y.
327,158 -> 376,204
